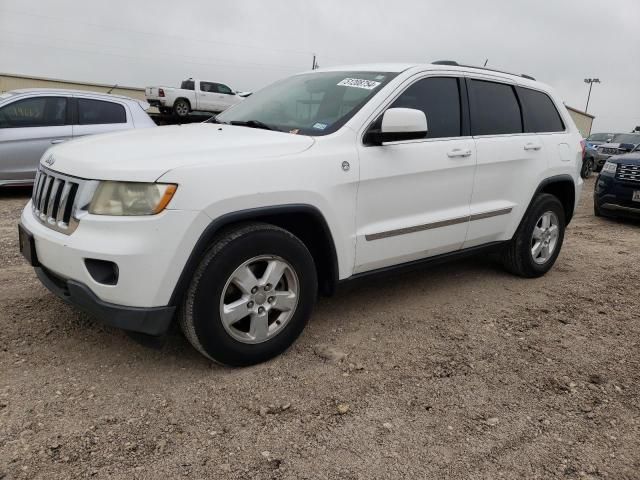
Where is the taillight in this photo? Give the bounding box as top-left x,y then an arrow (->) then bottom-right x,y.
580,139 -> 586,158
159,88 -> 165,97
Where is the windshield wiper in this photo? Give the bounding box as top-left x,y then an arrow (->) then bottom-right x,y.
229,120 -> 280,131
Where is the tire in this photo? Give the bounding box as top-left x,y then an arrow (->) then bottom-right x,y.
179,223 -> 317,366
594,198 -> 602,217
502,193 -> 566,278
173,99 -> 190,118
581,157 -> 594,179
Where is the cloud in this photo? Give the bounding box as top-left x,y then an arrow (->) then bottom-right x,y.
1,0 -> 638,132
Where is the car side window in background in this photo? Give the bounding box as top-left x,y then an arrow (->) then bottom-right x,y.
0,97 -> 67,128
200,82 -> 215,92
181,80 -> 195,90
216,84 -> 233,95
78,99 -> 126,125
517,87 -> 565,133
390,77 -> 461,138
469,80 -> 522,136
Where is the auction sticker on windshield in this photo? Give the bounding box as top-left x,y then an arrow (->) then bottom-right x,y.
337,78 -> 381,90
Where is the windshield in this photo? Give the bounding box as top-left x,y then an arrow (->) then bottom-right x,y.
587,133 -> 611,142
612,133 -> 640,144
216,71 -> 397,135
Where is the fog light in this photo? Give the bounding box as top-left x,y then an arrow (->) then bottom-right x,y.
84,259 -> 119,285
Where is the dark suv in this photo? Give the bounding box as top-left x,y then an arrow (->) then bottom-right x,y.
595,144 -> 640,220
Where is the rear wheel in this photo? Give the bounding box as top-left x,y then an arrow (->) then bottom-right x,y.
173,99 -> 190,118
179,223 -> 317,366
502,194 -> 566,278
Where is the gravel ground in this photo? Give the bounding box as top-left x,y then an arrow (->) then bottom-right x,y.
1,177 -> 639,479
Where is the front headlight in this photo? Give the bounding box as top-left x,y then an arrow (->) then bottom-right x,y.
601,161 -> 618,175
89,182 -> 177,216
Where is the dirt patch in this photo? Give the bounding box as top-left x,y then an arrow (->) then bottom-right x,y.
1,178 -> 639,479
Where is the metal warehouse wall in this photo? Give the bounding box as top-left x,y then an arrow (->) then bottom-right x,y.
0,73 -> 146,102
566,106 -> 594,138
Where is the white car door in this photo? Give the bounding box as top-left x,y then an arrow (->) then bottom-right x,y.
72,97 -> 132,138
354,75 -> 476,273
462,77 -> 547,249
196,81 -> 220,112
0,95 -> 72,184
214,83 -> 241,111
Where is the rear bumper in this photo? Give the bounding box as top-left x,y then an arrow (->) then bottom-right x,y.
35,266 -> 175,335
147,99 -> 166,108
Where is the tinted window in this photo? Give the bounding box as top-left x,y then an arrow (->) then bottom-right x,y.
0,97 -> 67,128
469,80 -> 522,135
78,99 -> 126,125
390,77 -> 461,138
200,81 -> 216,92
517,87 -> 565,133
181,80 -> 195,90
216,83 -> 233,95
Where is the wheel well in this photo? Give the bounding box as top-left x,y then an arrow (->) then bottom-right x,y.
175,98 -> 190,108
254,211 -> 337,295
169,206 -> 339,308
538,177 -> 576,224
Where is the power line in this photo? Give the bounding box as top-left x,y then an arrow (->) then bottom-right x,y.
0,7 -> 314,57
2,30 -> 304,71
2,39 -> 302,74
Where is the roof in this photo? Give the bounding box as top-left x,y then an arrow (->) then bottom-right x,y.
311,63 -> 542,86
0,71 -> 144,92
3,88 -> 147,105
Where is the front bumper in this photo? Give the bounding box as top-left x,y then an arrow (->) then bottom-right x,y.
35,266 -> 175,335
21,200 -> 211,308
595,174 -> 640,219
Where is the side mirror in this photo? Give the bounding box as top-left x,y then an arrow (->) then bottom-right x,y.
365,108 -> 428,145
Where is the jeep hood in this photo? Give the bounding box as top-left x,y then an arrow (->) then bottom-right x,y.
43,124 -> 315,182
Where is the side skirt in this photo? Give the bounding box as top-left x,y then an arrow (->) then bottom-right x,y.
337,241 -> 507,291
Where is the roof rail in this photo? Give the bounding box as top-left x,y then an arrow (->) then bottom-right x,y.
431,60 -> 536,81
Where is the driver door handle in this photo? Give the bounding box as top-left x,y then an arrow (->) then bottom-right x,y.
447,148 -> 472,158
524,142 -> 542,151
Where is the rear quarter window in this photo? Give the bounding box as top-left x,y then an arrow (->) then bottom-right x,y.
78,99 -> 126,125
516,87 -> 565,133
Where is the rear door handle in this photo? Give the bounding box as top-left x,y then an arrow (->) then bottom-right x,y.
524,142 -> 542,151
447,148 -> 472,158
50,139 -> 67,144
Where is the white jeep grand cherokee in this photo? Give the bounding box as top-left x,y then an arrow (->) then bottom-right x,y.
19,62 -> 583,366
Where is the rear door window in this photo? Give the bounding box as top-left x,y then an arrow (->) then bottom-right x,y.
200,82 -> 216,93
516,87 -> 565,133
77,99 -> 126,125
181,80 -> 195,90
390,77 -> 462,139
0,97 -> 67,128
469,80 -> 522,136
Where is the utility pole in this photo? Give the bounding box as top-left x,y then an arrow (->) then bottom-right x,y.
584,78 -> 600,113
312,54 -> 318,70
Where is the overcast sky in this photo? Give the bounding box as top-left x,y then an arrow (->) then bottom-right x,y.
1,0 -> 638,132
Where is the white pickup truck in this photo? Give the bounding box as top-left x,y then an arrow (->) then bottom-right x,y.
145,78 -> 250,117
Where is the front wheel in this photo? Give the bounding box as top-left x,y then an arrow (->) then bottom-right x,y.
581,157 -> 594,178
502,194 -> 566,278
179,223 -> 317,366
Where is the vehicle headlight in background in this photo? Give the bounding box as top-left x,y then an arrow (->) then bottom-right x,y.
601,161 -> 618,175
89,182 -> 177,216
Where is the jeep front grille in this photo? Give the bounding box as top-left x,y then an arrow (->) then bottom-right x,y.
616,164 -> 640,183
31,168 -> 83,234
600,147 -> 619,155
